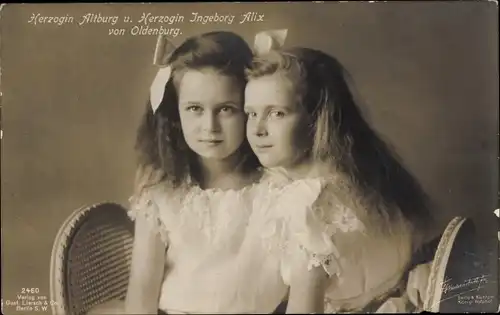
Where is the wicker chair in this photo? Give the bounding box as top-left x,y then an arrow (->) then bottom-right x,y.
423,216 -> 498,313
49,202 -> 134,315
49,205 -> 496,314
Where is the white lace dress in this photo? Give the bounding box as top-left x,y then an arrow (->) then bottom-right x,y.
128,181 -> 289,314
253,168 -> 416,313
127,168 -> 419,314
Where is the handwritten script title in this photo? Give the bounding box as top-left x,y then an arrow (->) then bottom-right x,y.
28,11 -> 266,37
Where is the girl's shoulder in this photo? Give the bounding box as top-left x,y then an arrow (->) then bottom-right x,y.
253,167 -> 365,237
257,167 -> 326,195
127,180 -> 173,244
256,167 -> 345,217
254,169 -> 367,280
250,168 -> 321,214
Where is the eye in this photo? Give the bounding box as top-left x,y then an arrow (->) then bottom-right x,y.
245,111 -> 257,119
269,110 -> 285,119
218,106 -> 241,117
219,106 -> 236,114
186,105 -> 202,113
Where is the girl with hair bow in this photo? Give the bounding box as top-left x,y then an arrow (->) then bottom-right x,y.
89,29 -> 294,315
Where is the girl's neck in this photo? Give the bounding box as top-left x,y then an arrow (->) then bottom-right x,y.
195,152 -> 254,191
276,157 -> 317,180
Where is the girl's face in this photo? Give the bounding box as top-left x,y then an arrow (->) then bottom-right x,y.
244,73 -> 311,169
178,68 -> 245,160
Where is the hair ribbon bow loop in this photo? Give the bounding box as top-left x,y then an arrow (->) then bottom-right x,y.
253,29 -> 288,55
150,35 -> 177,113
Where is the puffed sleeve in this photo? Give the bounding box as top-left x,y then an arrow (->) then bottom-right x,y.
281,179 -> 366,282
128,185 -> 170,245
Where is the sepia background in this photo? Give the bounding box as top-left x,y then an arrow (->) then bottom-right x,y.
1,2 -> 498,312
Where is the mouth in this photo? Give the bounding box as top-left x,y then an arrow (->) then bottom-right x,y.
199,139 -> 223,145
254,145 -> 273,152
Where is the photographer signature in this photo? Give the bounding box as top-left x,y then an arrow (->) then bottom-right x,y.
429,274 -> 497,310
440,274 -> 490,294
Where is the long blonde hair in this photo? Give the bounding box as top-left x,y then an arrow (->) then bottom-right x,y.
246,47 -> 435,244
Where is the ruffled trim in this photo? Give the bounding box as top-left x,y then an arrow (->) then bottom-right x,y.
299,181 -> 365,277
128,185 -> 170,245
259,174 -> 366,281
179,184 -> 255,247
128,181 -> 258,251
305,249 -> 341,278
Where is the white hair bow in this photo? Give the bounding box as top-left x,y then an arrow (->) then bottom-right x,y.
149,29 -> 288,114
253,29 -> 288,55
150,35 -> 176,114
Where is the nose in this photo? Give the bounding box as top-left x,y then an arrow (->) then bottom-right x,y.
201,111 -> 220,133
251,117 -> 268,137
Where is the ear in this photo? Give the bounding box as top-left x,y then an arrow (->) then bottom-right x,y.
253,29 -> 288,55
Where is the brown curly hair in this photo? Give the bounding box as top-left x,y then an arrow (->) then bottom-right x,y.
135,31 -> 261,190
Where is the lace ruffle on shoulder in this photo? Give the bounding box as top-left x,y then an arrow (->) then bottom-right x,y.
128,184 -> 170,245
259,173 -> 366,281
